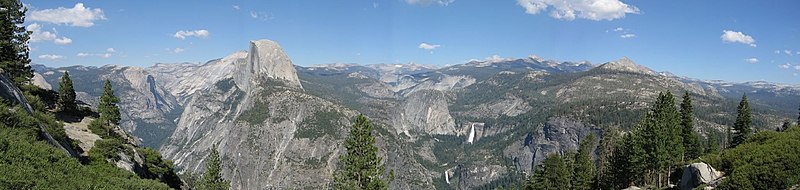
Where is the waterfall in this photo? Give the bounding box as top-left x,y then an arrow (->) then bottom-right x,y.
467,124 -> 475,144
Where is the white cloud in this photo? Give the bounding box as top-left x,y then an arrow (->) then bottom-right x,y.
106,48 -> 115,52
27,23 -> 56,42
784,50 -> 793,56
232,5 -> 240,10
38,54 -> 64,60
744,58 -> 758,64
28,3 -> 106,27
620,34 -> 636,38
613,27 -> 624,32
516,0 -> 640,21
775,50 -> 781,54
54,37 -> 72,45
172,48 -> 185,53
721,30 -> 756,47
779,63 -> 791,69
27,23 -> 73,45
76,52 -> 111,58
404,0 -> 455,6
173,29 -> 209,40
418,43 -> 441,51
249,11 -> 274,21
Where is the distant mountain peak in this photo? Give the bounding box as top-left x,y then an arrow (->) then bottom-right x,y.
597,57 -> 656,75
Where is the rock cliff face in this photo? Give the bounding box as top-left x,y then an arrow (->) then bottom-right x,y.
236,40 -> 303,91
504,117 -> 601,174
159,40 -> 430,189
34,65 -> 182,147
393,90 -> 457,136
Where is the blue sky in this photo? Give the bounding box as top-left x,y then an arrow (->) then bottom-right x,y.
22,0 -> 800,84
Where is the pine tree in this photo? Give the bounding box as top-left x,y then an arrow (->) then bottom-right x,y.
796,103 -> 799,126
0,0 -> 33,86
596,126 -> 620,190
610,128 -> 646,189
638,92 -> 682,187
572,134 -> 596,190
725,126 -> 732,149
56,71 -> 77,112
526,153 -> 571,190
680,91 -> 702,160
97,79 -> 120,136
705,132 -> 719,154
732,94 -> 752,147
197,144 -> 230,190
334,115 -> 390,190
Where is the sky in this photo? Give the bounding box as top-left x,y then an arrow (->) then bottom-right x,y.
21,0 -> 800,84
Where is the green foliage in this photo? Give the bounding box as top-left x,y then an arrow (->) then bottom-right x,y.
197,144 -> 230,190
23,91 -> 46,112
296,109 -> 345,140
0,101 -> 170,189
57,71 -> 77,112
89,138 -> 130,163
0,0 -> 33,86
334,115 -> 391,190
680,91 -> 703,160
639,92 -> 683,186
603,92 -> 686,188
138,147 -> 183,189
572,134 -> 596,190
732,94 -> 752,147
525,154 -> 571,190
705,131 -> 720,154
596,126 -> 620,190
96,79 -> 121,137
238,98 -> 271,125
609,128 -> 646,188
716,128 -> 800,189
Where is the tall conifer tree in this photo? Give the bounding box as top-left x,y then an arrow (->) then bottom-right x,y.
572,134 -> 596,190
56,71 -> 77,112
732,94 -> 752,147
97,79 -> 120,136
0,0 -> 33,86
680,91 -> 702,160
334,115 -> 390,190
197,144 -> 229,190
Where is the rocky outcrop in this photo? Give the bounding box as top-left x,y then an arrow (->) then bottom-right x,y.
32,72 -> 52,90
235,40 -> 303,91
147,51 -> 244,102
35,65 -> 182,148
680,162 -> 724,190
596,57 -> 656,75
0,72 -> 78,157
393,90 -> 457,136
504,117 -> 600,174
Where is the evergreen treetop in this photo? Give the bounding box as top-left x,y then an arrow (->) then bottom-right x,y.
98,79 -> 121,126
526,153 -> 571,190
56,71 -> 77,112
732,94 -> 752,147
680,91 -> 702,160
334,115 -> 390,190
0,0 -> 33,86
572,134 -> 596,190
198,144 -> 230,190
